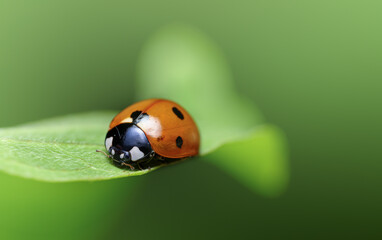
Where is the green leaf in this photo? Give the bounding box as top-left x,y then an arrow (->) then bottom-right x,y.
204,125 -> 289,197
136,24 -> 289,195
0,112 -> 157,182
0,24 -> 288,196
136,24 -> 264,154
0,112 -> 287,194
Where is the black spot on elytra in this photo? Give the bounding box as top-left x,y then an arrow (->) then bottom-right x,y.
130,110 -> 148,124
172,107 -> 184,120
176,136 -> 183,148
130,111 -> 142,120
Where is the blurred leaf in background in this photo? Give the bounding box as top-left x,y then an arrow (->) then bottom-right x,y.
1,0 -> 381,240
137,24 -> 289,196
0,24 -> 289,197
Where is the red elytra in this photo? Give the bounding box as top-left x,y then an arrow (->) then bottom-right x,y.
109,99 -> 200,159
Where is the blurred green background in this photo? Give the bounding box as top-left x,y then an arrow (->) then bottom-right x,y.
1,0 -> 381,239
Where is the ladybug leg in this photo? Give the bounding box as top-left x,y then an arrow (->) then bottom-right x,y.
96,149 -> 111,158
145,152 -> 155,163
136,162 -> 143,170
157,155 -> 169,165
144,160 -> 153,171
121,162 -> 135,170
143,151 -> 156,170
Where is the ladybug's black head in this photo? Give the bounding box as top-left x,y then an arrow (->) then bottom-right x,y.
108,146 -> 131,163
105,123 -> 153,166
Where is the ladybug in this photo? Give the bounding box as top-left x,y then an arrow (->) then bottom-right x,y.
97,99 -> 200,170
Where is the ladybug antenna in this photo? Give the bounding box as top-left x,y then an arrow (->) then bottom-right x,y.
96,149 -> 111,158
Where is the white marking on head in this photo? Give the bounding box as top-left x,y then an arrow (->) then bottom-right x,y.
111,149 -> 115,155
105,137 -> 113,151
120,153 -> 124,159
121,117 -> 133,124
129,146 -> 144,161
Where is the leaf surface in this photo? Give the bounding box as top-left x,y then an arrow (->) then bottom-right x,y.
136,24 -> 289,195
0,112 -> 154,182
0,24 -> 288,196
136,24 -> 264,154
